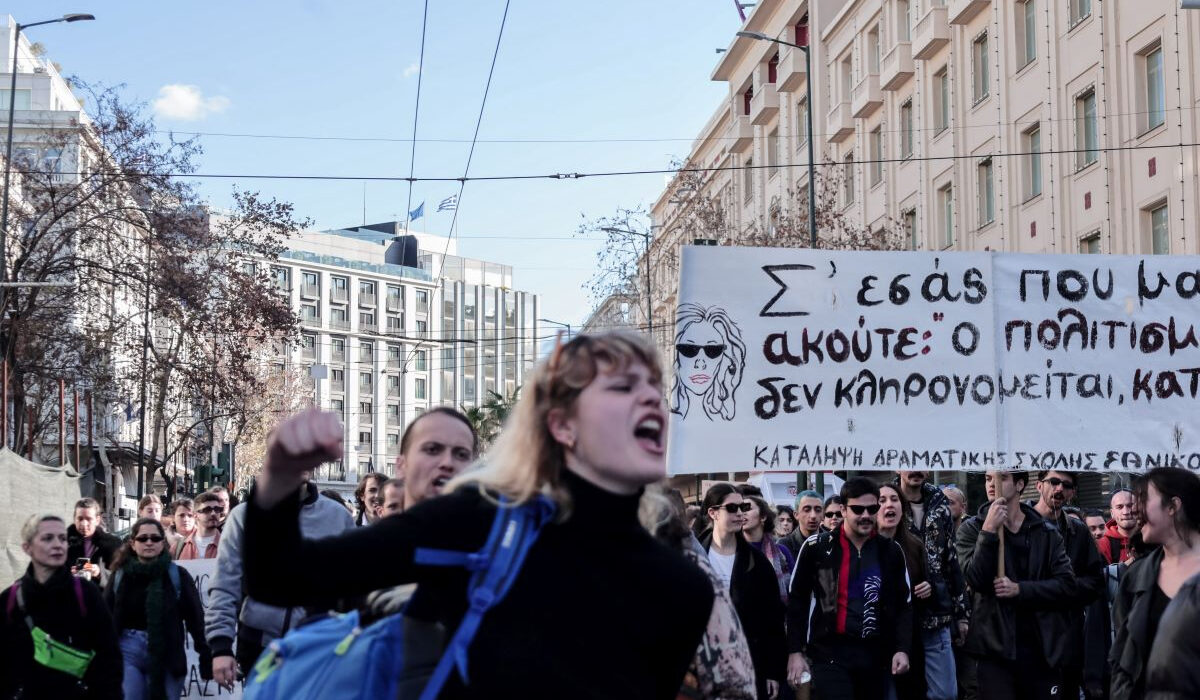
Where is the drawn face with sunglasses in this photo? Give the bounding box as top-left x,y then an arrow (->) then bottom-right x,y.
671,303 -> 746,421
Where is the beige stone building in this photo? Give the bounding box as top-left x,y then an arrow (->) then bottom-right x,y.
640,0 -> 1196,501
650,0 -> 1200,319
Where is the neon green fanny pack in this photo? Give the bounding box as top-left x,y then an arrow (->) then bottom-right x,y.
29,625 -> 95,678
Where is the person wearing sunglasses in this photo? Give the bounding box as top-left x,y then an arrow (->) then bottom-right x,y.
1030,471 -> 1106,700
670,303 -> 747,422
105,517 -> 209,700
954,471 -> 1075,700
787,477 -> 913,699
174,492 -> 224,561
701,483 -> 786,699
821,496 -> 845,533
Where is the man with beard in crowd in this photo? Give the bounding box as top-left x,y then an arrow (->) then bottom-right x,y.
956,471 -> 1075,700
779,490 -> 823,558
894,471 -> 968,700
1098,488 -> 1139,565
787,477 -> 912,699
1031,470 -> 1106,700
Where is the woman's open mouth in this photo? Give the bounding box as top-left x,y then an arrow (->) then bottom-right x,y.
634,416 -> 664,454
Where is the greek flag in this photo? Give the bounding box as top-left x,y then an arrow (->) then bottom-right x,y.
438,194 -> 458,212
409,202 -> 425,221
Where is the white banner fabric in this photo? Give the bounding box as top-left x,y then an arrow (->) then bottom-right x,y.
177,557 -> 242,699
667,247 -> 1200,474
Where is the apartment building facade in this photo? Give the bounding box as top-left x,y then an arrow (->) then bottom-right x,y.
645,0 -> 1199,496
264,224 -> 540,494
653,0 -> 1200,284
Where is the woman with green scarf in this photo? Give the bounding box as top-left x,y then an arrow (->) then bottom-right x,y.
104,517 -> 210,700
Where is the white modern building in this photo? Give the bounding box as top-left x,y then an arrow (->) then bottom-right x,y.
262,222 -> 540,494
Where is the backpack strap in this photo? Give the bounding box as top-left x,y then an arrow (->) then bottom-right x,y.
419,495 -> 556,700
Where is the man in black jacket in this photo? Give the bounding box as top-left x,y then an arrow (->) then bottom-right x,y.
66,498 -> 122,585
1031,470 -> 1106,699
786,477 -> 912,699
956,471 -> 1076,700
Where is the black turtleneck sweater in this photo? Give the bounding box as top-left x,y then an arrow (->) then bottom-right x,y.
244,469 -> 714,699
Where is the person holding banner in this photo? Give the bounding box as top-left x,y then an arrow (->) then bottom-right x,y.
105,517 -> 210,700
1110,467 -> 1200,700
0,513 -> 122,700
955,471 -> 1075,700
786,477 -> 913,700
241,330 -> 715,698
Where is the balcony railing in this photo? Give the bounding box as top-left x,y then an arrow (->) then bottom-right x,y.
359,292 -> 377,307
851,74 -> 882,118
330,318 -> 350,331
360,322 -> 379,335
949,0 -> 990,25
913,6 -> 951,60
386,414 -> 401,427
331,288 -> 349,303
331,349 -> 346,362
730,114 -> 754,151
825,101 -> 854,143
330,380 -> 345,393
777,47 -> 807,93
300,283 -> 320,299
881,42 -> 915,91
386,295 -> 403,312
749,85 -> 780,126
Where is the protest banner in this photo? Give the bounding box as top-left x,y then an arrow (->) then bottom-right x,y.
177,558 -> 242,699
667,247 -> 1200,474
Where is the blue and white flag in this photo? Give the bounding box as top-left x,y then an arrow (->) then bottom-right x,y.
409,202 -> 425,221
438,194 -> 458,212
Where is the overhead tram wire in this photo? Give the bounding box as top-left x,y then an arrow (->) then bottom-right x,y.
402,0 -> 431,236
44,139 -> 1200,185
433,0 -> 512,284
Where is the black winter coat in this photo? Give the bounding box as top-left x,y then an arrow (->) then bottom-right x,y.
1047,508 -> 1106,671
701,533 -> 788,694
787,529 -> 914,658
0,566 -> 122,700
104,561 -> 212,677
955,502 -> 1076,669
1110,548 -> 1165,700
66,525 -> 122,569
1145,572 -> 1200,700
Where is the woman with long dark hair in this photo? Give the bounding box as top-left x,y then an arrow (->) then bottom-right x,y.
105,517 -> 210,700
241,330 -> 715,698
1111,467 -> 1200,700
877,483 -> 927,700
701,483 -> 787,699
741,494 -> 795,599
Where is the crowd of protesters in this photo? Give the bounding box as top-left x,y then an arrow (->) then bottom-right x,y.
3,330 -> 1200,699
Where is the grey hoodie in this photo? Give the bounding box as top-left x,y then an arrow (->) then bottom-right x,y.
204,482 -> 354,657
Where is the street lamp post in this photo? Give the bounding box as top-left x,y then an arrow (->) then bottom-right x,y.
537,318 -> 572,339
0,13 -> 94,453
601,226 -> 653,337
1,14 -> 95,305
736,29 -> 816,249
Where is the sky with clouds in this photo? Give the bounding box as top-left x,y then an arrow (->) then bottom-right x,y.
11,0 -> 741,327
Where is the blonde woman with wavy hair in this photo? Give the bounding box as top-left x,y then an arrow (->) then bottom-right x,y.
241,330 -> 716,698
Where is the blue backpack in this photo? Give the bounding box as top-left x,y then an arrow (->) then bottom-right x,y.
244,495 -> 555,700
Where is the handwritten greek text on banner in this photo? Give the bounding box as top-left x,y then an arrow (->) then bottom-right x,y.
666,247 -> 1200,474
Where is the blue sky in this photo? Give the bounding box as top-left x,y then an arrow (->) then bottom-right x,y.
14,0 -> 742,326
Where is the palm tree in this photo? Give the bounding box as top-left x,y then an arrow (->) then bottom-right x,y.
462,386 -> 521,450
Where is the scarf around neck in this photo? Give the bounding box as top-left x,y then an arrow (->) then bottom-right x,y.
124,552 -> 172,700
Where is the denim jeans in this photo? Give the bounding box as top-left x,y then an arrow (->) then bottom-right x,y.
922,626 -> 958,700
120,629 -> 184,700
